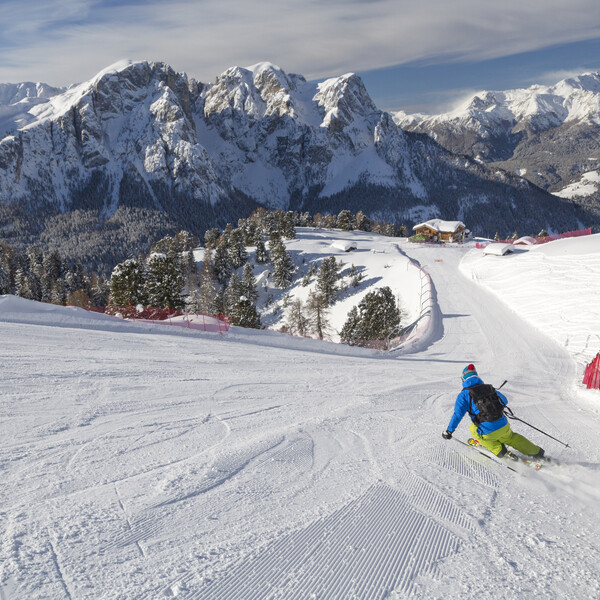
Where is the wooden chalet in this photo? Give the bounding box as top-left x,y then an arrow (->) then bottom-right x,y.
412,219 -> 468,242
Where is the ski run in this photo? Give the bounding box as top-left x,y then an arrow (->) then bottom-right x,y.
2,229 -> 600,599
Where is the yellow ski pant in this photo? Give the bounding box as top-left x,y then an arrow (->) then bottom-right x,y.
469,422 -> 540,456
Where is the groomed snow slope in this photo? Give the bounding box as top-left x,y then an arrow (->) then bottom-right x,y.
1,234 -> 600,599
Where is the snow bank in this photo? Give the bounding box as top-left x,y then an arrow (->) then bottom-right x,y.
482,243 -> 513,255
461,234 -> 600,369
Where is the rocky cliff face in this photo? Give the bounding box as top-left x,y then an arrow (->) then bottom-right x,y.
0,60 -> 596,270
394,73 -> 600,208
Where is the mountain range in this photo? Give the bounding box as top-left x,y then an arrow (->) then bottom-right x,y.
394,72 -> 600,211
0,60 -> 597,272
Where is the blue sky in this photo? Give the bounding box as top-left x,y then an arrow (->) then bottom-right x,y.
1,0 -> 600,114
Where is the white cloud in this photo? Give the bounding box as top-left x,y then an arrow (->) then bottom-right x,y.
535,67 -> 600,86
0,0 -> 599,86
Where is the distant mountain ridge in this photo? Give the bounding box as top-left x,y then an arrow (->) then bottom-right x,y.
394,72 -> 600,208
0,60 -> 596,271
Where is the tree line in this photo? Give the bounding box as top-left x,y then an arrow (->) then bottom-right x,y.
0,241 -> 109,306
2,207 -> 405,346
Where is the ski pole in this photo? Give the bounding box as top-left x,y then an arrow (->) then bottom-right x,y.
496,380 -> 507,390
505,414 -> 570,448
498,381 -> 570,448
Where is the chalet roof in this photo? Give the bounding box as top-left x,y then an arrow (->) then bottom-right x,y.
413,219 -> 466,233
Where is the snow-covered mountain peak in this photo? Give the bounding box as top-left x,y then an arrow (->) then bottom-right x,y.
314,73 -> 378,129
397,70 -> 600,134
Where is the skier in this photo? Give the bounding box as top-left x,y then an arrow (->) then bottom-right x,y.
441,364 -> 547,461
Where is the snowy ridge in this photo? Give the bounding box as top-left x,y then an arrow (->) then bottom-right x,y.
395,71 -> 600,135
0,59 -> 580,251
393,71 -> 600,209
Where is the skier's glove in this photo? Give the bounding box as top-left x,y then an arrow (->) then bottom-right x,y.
442,430 -> 453,440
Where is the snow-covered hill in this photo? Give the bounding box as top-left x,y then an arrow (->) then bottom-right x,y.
2,232 -> 599,599
1,60 -> 593,272
395,72 -> 600,207
215,228 -> 429,345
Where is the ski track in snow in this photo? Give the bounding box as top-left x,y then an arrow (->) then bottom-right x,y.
188,483 -> 467,600
2,233 -> 600,599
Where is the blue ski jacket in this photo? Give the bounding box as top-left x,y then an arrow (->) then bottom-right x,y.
447,375 -> 508,435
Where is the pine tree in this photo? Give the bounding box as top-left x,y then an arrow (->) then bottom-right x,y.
50,279 -> 67,305
286,299 -> 309,336
110,258 -> 148,306
340,306 -> 361,345
0,261 -> 9,295
41,250 -> 63,302
255,237 -> 268,263
174,230 -> 199,252
213,240 -> 232,285
197,248 -> 218,314
230,297 -> 261,329
280,211 -> 296,239
145,253 -> 185,309
306,292 -> 331,340
228,228 -> 248,269
337,210 -> 354,231
224,272 -> 243,315
204,228 -> 221,249
341,286 -> 401,348
355,210 -> 371,232
270,232 -> 295,289
64,262 -> 86,295
317,256 -> 342,305
14,267 -> 37,300
88,273 -> 108,306
241,263 -> 258,303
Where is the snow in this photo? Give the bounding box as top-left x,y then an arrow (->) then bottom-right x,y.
2,233 -> 600,599
513,236 -> 536,245
330,240 -> 357,252
255,229 -> 425,344
483,243 -> 513,255
462,233 -> 600,368
413,219 -> 465,233
554,170 -> 600,198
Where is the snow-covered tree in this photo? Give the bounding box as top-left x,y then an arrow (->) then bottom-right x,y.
224,272 -> 243,315
230,297 -> 261,329
197,248 -> 219,314
270,232 -> 295,289
340,306 -> 361,345
204,228 -> 221,249
340,286 -> 401,348
355,210 -> 371,232
241,263 -> 258,303
145,253 -> 185,309
255,237 -> 268,264
337,210 -> 354,231
213,240 -> 232,285
228,228 -> 248,269
109,258 -> 147,306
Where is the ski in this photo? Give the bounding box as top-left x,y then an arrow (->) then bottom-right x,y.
453,438 -> 517,472
468,438 -> 543,470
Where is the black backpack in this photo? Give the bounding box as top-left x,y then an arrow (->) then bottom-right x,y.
466,384 -> 505,425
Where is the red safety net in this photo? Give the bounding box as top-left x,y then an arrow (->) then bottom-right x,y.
81,305 -> 231,333
583,353 -> 600,390
496,227 -> 592,245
